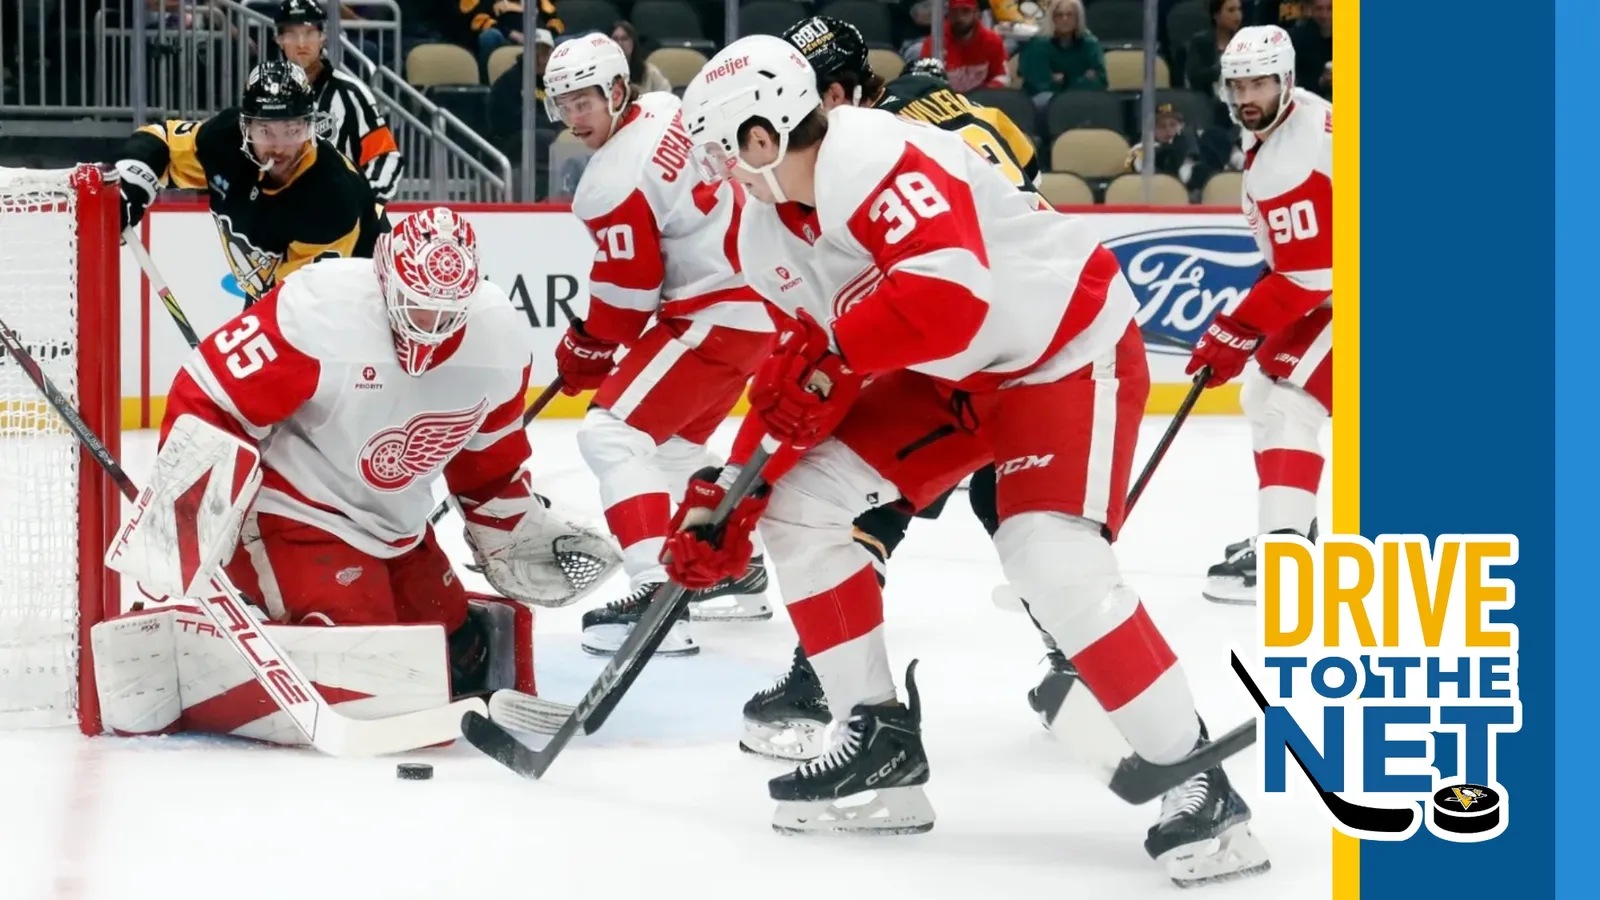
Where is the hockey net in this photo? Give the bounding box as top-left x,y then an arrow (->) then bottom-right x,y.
0,165 -> 121,734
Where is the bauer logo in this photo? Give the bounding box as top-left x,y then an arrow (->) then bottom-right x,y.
1230,535 -> 1523,843
1103,226 -> 1263,353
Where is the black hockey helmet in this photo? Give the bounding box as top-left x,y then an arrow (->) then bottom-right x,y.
782,16 -> 872,87
242,60 -> 316,121
906,57 -> 949,83
275,0 -> 325,29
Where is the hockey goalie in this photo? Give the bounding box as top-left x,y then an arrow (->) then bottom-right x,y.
95,207 -> 620,745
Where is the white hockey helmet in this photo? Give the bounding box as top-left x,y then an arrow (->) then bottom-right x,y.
373,207 -> 482,376
680,35 -> 820,203
1219,25 -> 1296,131
543,33 -> 632,130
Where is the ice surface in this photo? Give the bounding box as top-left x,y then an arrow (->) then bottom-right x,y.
0,416 -> 1334,900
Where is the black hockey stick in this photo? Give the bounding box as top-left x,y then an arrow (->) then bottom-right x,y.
1124,366 -> 1209,516
123,227 -> 203,348
462,447 -> 773,780
1107,718 -> 1258,805
428,378 -> 566,528
1230,652 -> 1418,833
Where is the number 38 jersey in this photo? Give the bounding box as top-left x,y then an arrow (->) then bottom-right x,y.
159,258 -> 533,559
572,91 -> 773,345
1236,88 -> 1333,334
738,106 -> 1135,390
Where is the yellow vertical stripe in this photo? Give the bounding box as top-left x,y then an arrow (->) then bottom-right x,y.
1331,1 -> 1362,898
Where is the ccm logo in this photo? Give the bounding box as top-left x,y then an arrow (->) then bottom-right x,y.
704,55 -> 749,82
865,749 -> 906,787
995,453 -> 1055,478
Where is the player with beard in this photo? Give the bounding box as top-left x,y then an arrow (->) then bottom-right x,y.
1190,25 -> 1332,605
736,16 -> 1060,765
114,60 -> 384,307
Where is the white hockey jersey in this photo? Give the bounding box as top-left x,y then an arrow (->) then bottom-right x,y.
161,258 -> 534,558
738,106 -> 1136,390
573,91 -> 773,344
1234,88 -> 1333,332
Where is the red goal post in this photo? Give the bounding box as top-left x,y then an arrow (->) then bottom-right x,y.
0,164 -> 122,735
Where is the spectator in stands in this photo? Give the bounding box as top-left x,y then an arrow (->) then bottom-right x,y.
1126,102 -> 1210,197
900,1 -> 934,63
1291,0 -> 1331,100
1018,0 -> 1106,111
465,0 -> 564,82
1183,0 -> 1242,114
611,20 -> 672,94
489,27 -> 555,144
919,0 -> 1010,93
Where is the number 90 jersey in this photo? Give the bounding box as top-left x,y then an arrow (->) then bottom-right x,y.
1236,88 -> 1333,333
738,106 -> 1135,391
571,92 -> 773,346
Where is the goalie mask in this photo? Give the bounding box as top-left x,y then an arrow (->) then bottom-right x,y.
373,207 -> 482,376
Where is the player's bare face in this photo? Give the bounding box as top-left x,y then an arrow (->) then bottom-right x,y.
276,25 -> 324,72
246,118 -> 312,177
1228,76 -> 1281,130
556,88 -> 616,150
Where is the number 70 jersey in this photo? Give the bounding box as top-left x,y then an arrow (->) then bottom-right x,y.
1241,88 -> 1333,305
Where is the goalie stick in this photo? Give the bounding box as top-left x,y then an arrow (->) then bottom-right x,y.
462,446 -> 774,778
1231,651 -> 1418,833
0,315 -> 485,757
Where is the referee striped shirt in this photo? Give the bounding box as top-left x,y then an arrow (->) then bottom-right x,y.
309,63 -> 404,204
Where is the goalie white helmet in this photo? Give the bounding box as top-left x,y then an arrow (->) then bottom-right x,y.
680,35 -> 820,203
1219,25 -> 1297,132
543,33 -> 632,144
373,207 -> 481,377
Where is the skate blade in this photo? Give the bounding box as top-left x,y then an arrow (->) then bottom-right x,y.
739,718 -> 825,761
1201,576 -> 1257,606
690,594 -> 773,622
579,622 -> 698,657
771,786 -> 936,836
1161,823 -> 1272,889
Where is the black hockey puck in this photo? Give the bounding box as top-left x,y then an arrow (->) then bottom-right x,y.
396,763 -> 434,781
1431,783 -> 1500,835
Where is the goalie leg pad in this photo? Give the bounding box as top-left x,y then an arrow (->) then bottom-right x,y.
90,606 -> 454,745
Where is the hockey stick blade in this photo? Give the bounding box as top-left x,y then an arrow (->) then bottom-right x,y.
487,689 -> 575,736
1230,651 -> 1418,833
1106,718 -> 1257,805
462,710 -> 549,774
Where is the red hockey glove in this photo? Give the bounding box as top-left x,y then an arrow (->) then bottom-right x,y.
748,309 -> 864,450
554,320 -> 619,395
1186,312 -> 1262,388
660,466 -> 770,590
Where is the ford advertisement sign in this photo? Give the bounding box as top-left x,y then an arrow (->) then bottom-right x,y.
1104,225 -> 1264,355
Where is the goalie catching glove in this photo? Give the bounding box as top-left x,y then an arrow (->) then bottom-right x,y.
460,469 -> 622,607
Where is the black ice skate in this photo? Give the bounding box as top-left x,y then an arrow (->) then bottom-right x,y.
688,554 -> 772,622
579,582 -> 697,657
1202,520 -> 1318,605
1144,728 -> 1270,888
740,644 -> 830,761
768,660 -> 934,836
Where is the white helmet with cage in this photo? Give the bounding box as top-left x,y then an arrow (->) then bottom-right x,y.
373,207 -> 482,376
1219,24 -> 1297,130
543,33 -> 632,131
679,35 -> 820,203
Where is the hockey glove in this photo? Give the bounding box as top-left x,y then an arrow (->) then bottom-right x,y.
114,159 -> 161,230
553,319 -> 619,395
460,470 -> 623,607
749,309 -> 863,450
1186,312 -> 1262,388
661,466 -> 770,590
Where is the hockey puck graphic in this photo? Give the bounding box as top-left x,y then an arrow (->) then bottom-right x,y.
1431,784 -> 1500,835
396,763 -> 434,781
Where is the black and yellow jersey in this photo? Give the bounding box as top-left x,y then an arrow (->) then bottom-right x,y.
119,107 -> 383,303
878,73 -> 1040,192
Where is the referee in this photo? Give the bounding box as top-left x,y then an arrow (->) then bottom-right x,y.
274,0 -> 404,212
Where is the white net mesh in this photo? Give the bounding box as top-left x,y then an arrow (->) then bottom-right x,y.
0,167 -> 84,728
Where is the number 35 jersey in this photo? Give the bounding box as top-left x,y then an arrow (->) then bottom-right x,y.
159,259 -> 533,559
1235,88 -> 1333,335
737,106 -> 1135,390
571,91 -> 772,345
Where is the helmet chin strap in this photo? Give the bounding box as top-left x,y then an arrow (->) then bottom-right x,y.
742,132 -> 793,204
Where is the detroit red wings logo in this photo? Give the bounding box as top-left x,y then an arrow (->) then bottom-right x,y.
358,399 -> 488,492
